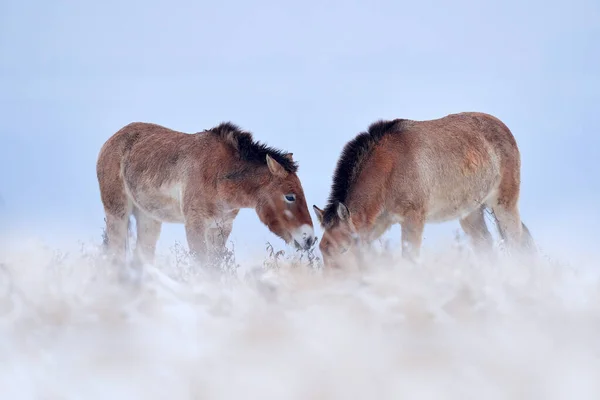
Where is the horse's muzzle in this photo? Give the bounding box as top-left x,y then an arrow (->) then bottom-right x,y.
294,235 -> 317,251
291,225 -> 316,251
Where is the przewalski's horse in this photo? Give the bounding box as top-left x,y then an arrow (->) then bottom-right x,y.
313,112 -> 535,269
96,121 -> 315,269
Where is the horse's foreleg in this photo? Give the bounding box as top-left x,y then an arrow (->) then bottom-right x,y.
205,218 -> 235,266
184,217 -> 209,267
369,218 -> 394,243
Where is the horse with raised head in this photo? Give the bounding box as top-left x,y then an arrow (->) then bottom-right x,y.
97,121 -> 315,270
313,112 -> 535,269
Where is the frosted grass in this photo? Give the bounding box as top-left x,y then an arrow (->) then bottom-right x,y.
0,237 -> 599,400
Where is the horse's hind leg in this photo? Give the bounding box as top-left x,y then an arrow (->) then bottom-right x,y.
103,212 -> 130,266
400,210 -> 425,263
132,207 -> 162,268
99,178 -> 132,267
489,200 -> 525,255
486,155 -> 535,258
520,222 -> 537,252
459,205 -> 494,255
97,139 -> 134,268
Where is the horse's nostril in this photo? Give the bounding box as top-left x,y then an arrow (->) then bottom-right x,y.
307,236 -> 316,247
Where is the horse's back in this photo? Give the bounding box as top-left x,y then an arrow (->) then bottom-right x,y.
386,112 -> 519,221
407,112 -> 519,169
415,112 -> 516,141
97,122 -> 207,221
98,122 -> 175,165
439,112 -> 517,154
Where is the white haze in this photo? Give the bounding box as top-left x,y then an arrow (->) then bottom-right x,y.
1,233 -> 600,400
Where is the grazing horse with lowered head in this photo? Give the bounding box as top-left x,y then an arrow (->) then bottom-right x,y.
97,121 -> 315,270
313,112 -> 535,269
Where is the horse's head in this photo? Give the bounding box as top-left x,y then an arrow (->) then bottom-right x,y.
255,154 -> 316,250
313,202 -> 361,269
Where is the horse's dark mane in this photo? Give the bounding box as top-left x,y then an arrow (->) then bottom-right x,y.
322,118 -> 407,226
206,122 -> 298,173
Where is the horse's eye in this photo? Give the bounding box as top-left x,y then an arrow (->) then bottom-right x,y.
284,194 -> 296,203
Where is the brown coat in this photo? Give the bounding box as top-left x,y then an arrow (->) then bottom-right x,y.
314,112 -> 535,268
97,121 -> 315,269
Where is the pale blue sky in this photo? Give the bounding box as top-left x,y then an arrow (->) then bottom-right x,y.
1,0 -> 599,259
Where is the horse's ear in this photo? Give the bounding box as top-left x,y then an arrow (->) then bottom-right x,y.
313,205 -> 324,224
266,154 -> 287,177
284,153 -> 294,161
337,202 -> 350,221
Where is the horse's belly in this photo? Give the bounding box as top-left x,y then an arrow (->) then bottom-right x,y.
426,201 -> 482,223
422,152 -> 500,222
129,183 -> 185,223
425,182 -> 497,223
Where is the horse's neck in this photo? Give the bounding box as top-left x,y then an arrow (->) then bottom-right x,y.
346,179 -> 387,235
349,201 -> 383,237
219,168 -> 269,210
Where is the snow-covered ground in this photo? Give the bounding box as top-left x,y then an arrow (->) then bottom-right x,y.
1,237 -> 599,399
